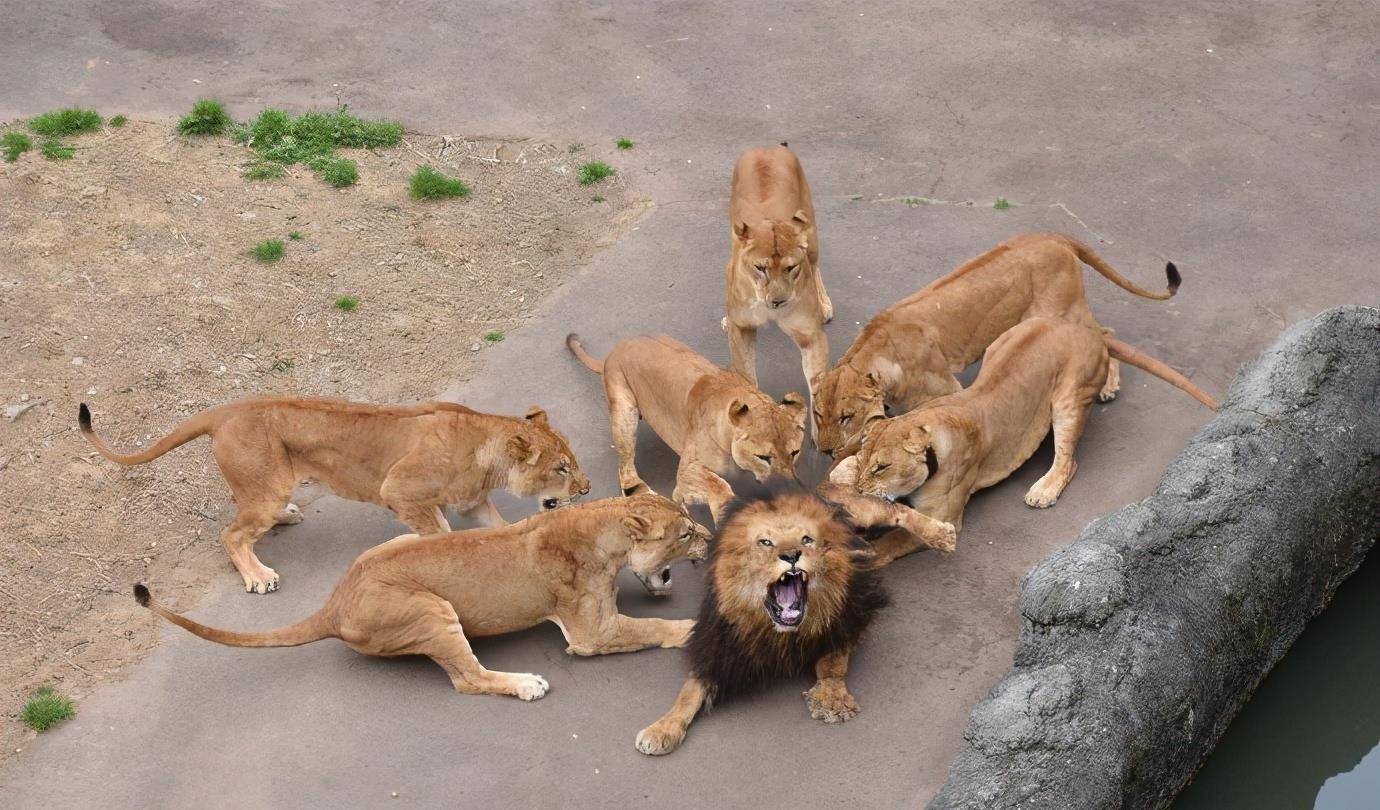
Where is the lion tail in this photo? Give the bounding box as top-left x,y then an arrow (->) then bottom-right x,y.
79,403 -> 217,466
1106,337 -> 1218,410
565,333 -> 604,374
134,584 -> 335,648
1059,235 -> 1179,301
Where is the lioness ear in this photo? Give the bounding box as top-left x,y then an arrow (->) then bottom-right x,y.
728,399 -> 751,426
523,405 -> 549,427
902,425 -> 931,455
622,513 -> 654,540
780,392 -> 806,412
791,209 -> 810,226
507,434 -> 541,465
734,221 -> 751,241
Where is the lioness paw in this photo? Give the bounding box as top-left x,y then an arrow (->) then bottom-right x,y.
275,502 -> 305,525
635,723 -> 685,756
662,620 -> 696,648
804,683 -> 859,724
928,521 -> 958,554
1024,483 -> 1061,509
512,673 -> 549,701
242,566 -> 280,595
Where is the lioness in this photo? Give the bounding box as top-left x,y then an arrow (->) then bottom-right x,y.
813,232 -> 1194,458
80,397 -> 589,594
723,143 -> 832,395
566,333 -> 804,520
636,491 -> 888,755
848,317 -> 1214,562
134,493 -> 710,700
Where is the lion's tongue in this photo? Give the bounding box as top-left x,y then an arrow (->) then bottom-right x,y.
773,577 -> 805,620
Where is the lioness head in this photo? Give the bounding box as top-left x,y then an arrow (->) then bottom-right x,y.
852,418 -> 937,502
733,214 -> 812,310
619,493 -> 712,596
727,392 -> 807,482
812,365 -> 886,458
506,406 -> 591,510
710,492 -> 867,634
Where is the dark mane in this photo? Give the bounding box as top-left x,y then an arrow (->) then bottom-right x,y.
686,489 -> 890,704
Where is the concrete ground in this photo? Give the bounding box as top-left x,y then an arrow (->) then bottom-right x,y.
3,1 -> 1377,806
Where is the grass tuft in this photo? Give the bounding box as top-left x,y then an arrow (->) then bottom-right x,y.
484,330 -> 505,343
29,108 -> 102,137
900,196 -> 929,207
237,105 -> 400,187
288,231 -> 303,241
271,357 -> 295,372
591,195 -> 605,203
334,294 -> 359,312
3,131 -> 33,162
242,161 -> 286,181
994,197 -> 1012,210
578,161 -> 615,185
21,687 -> 75,731
252,239 -> 285,264
178,99 -> 232,136
409,165 -> 470,200
108,114 -> 128,128
616,138 -> 634,150
307,154 -> 358,188
41,139 -> 75,160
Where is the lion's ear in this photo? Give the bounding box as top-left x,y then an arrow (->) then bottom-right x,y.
523,405 -> 549,427
622,513 -> 654,541
728,399 -> 751,426
902,425 -> 931,455
780,392 -> 805,412
507,434 -> 541,465
734,221 -> 751,241
791,209 -> 810,226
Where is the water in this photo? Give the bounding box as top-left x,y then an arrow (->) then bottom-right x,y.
1176,549 -> 1380,809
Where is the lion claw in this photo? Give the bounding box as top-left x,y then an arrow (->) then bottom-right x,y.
804,684 -> 859,724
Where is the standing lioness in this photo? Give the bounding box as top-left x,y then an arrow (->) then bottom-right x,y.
723,143 -> 832,396
813,233 -> 1189,458
80,397 -> 589,594
567,333 -> 804,520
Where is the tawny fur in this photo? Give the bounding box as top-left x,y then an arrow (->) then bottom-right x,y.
723,144 -> 832,397
635,491 -> 888,755
135,494 -> 710,701
81,397 -> 589,594
567,333 -> 805,520
813,233 -> 1202,458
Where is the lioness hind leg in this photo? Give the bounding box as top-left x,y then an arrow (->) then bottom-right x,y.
605,377 -> 652,496
635,677 -> 710,756
1099,357 -> 1122,402
1025,398 -> 1093,508
212,436 -> 296,594
398,596 -> 549,701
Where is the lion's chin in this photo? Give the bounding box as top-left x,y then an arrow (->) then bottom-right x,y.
765,570 -> 808,632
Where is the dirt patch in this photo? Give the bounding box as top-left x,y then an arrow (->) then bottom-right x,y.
0,119 -> 641,759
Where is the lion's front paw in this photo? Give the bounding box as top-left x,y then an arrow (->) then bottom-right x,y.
804,682 -> 859,724
635,722 -> 685,756
511,673 -> 549,701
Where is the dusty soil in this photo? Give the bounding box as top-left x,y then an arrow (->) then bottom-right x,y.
0,118 -> 641,759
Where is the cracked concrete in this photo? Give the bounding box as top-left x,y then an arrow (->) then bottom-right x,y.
3,1 -> 1379,806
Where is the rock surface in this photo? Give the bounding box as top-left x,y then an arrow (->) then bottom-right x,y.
931,306 -> 1380,809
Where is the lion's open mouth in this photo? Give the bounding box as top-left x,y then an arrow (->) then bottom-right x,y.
541,498 -> 560,510
635,565 -> 674,596
765,570 -> 808,630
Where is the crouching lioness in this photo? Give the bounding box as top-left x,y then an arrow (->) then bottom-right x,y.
135,493 -> 710,701
567,333 -> 805,520
81,397 -> 589,594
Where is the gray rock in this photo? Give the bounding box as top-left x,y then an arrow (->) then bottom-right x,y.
931,306 -> 1380,810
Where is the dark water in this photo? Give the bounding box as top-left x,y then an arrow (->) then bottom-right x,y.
1176,549 -> 1380,809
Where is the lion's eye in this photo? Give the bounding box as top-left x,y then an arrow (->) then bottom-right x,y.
801,536 -> 815,546
758,538 -> 774,547
754,264 -> 768,275
785,264 -> 798,275
872,462 -> 891,474
790,449 -> 800,458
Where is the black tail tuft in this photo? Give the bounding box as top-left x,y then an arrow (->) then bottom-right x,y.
133,583 -> 151,607
1165,262 -> 1181,293
779,141 -> 789,148
78,403 -> 92,430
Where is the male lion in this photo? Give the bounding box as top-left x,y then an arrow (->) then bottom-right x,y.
81,397 -> 589,594
813,232 -> 1199,458
723,143 -> 832,396
846,317 -> 1215,563
635,491 -> 888,755
566,333 -> 804,520
134,493 -> 710,701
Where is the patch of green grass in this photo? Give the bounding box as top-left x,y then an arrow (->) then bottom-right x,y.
29,108 -> 102,137
41,139 -> 75,160
307,154 -> 358,188
108,114 -> 128,128
994,197 -> 1012,210
591,195 -> 605,203
616,138 -> 634,150
568,143 -> 584,154
2,131 -> 33,162
899,196 -> 929,207
409,165 -> 470,200
178,99 -> 232,136
252,238 -> 285,264
21,686 -> 75,731
849,194 -> 863,201
242,161 -> 286,181
484,330 -> 505,344
288,230 -> 303,241
271,357 -> 295,372
334,294 -> 359,312
578,161 -> 615,185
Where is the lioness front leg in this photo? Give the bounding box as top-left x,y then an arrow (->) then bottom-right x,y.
783,320 -> 830,401
812,267 -> 834,324
605,378 -> 653,496
1025,396 -> 1093,509
460,497 -> 507,528
636,677 -> 710,756
672,461 -> 735,523
565,615 -> 695,656
726,320 -> 759,386
819,482 -> 956,558
804,647 -> 858,723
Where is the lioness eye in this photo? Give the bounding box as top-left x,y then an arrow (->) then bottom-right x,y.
755,454 -> 772,464
872,463 -> 890,474
758,538 -> 774,547
840,413 -> 853,424
801,536 -> 814,545
754,264 -> 768,274
790,449 -> 800,458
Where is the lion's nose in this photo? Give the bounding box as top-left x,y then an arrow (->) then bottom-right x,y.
779,550 -> 802,565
